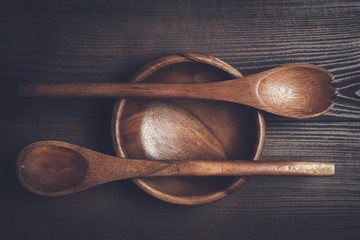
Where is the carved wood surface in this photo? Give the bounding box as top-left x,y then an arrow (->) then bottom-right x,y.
1,0 -> 359,239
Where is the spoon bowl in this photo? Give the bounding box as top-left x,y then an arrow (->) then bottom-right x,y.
257,65 -> 337,118
17,144 -> 88,194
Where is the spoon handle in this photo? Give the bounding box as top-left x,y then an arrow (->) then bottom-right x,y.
148,160 -> 335,177
18,82 -> 218,99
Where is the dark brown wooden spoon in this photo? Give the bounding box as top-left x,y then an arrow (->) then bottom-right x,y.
16,141 -> 335,196
18,63 -> 337,119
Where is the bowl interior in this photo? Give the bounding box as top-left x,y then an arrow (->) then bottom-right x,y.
112,54 -> 265,205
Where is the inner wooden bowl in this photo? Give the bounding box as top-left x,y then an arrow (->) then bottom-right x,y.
111,53 -> 265,205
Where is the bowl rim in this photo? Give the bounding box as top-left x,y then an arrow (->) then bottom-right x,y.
111,53 -> 266,205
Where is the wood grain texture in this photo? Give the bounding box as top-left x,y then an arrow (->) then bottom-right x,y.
1,0 -> 360,239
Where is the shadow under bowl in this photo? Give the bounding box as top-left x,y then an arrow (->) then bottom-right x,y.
111,53 -> 265,205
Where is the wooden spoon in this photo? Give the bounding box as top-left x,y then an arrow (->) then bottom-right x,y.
18,63 -> 337,119
17,141 -> 335,196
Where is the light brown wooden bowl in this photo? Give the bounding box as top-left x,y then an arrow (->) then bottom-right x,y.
111,53 -> 265,205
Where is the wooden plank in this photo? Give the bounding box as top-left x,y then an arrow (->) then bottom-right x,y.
1,0 -> 359,239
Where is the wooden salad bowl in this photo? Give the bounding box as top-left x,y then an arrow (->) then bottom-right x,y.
111,53 -> 265,205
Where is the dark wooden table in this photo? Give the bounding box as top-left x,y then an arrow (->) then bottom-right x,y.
1,0 -> 359,239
